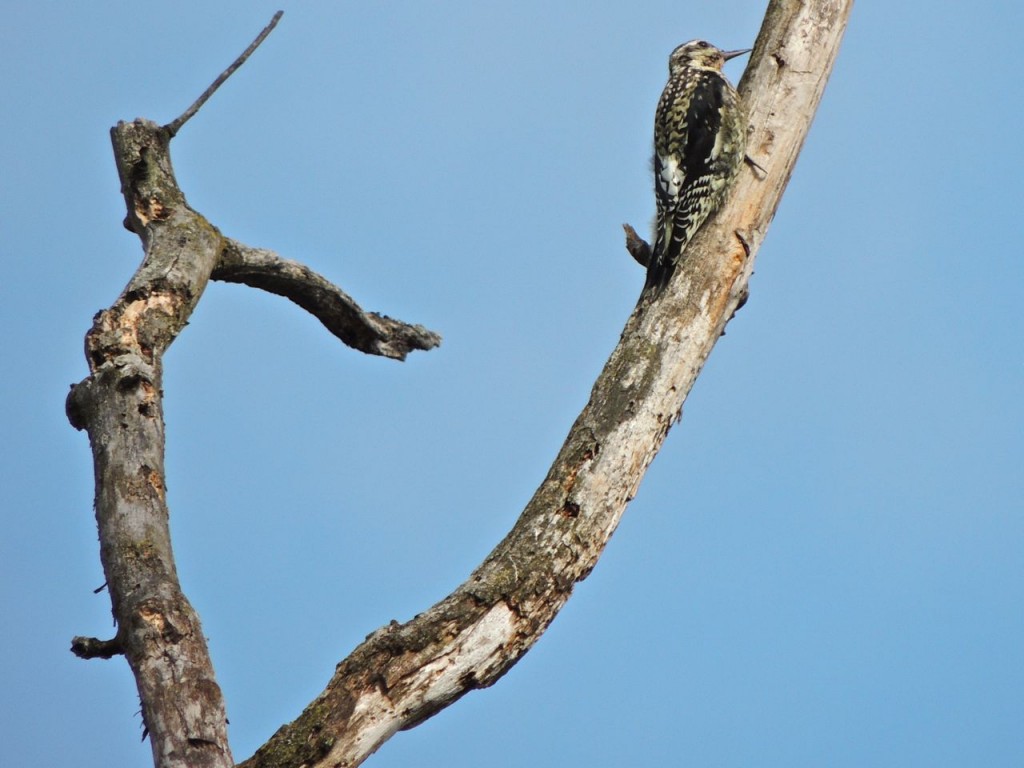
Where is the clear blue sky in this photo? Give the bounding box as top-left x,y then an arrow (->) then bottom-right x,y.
3,2 -> 1022,766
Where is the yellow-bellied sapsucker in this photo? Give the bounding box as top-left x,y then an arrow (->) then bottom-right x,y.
647,40 -> 749,290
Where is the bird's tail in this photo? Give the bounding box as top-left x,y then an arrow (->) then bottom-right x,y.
644,259 -> 669,292
643,238 -> 680,292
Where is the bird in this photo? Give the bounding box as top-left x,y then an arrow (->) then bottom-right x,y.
646,40 -> 750,291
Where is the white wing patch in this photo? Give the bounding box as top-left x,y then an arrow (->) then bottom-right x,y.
657,153 -> 684,199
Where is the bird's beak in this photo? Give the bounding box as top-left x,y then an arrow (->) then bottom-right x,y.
722,48 -> 752,61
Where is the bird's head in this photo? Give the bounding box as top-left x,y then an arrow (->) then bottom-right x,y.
668,40 -> 750,75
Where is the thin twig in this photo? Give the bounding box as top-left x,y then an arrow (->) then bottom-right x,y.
164,10 -> 284,137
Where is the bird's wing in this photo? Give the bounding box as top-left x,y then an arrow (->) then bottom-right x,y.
653,74 -> 728,262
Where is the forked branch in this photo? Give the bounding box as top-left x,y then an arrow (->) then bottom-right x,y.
68,12 -> 438,768
69,2 -> 851,768
241,1 -> 853,767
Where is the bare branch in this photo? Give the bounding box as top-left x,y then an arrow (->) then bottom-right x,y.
239,1 -> 853,766
71,635 -> 124,660
71,111 -> 440,766
622,223 -> 651,267
72,27 -> 438,761
71,3 -> 849,766
164,11 -> 284,137
213,240 -> 441,360
69,118 -> 233,768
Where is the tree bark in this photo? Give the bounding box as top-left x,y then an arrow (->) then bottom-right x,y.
68,1 -> 851,767
212,239 -> 440,360
66,115 -> 444,768
66,24 -> 442,764
66,120 -> 236,768
240,1 -> 853,767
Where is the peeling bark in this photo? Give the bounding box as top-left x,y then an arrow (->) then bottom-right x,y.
69,2 -> 851,767
67,118 -> 235,768
68,114 -> 442,768
241,2 -> 853,767
68,19 -> 441,766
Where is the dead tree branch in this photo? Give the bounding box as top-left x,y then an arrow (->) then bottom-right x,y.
622,223 -> 652,267
69,2 -> 850,767
67,117 -> 236,768
213,240 -> 441,359
67,12 -> 438,768
70,635 -> 124,660
165,11 -> 283,137
240,2 -> 853,767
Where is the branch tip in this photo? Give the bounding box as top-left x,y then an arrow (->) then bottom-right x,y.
164,10 -> 284,137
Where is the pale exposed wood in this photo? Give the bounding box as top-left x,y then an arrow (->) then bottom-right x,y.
67,118 -> 235,768
240,2 -> 853,767
67,118 -> 442,768
69,2 -> 851,767
66,14 -> 440,768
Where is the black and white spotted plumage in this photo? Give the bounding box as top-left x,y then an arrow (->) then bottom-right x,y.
647,40 -> 749,290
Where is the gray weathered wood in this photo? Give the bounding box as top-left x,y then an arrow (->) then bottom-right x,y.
68,2 -> 851,766
240,2 -> 853,766
67,119 -> 235,768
